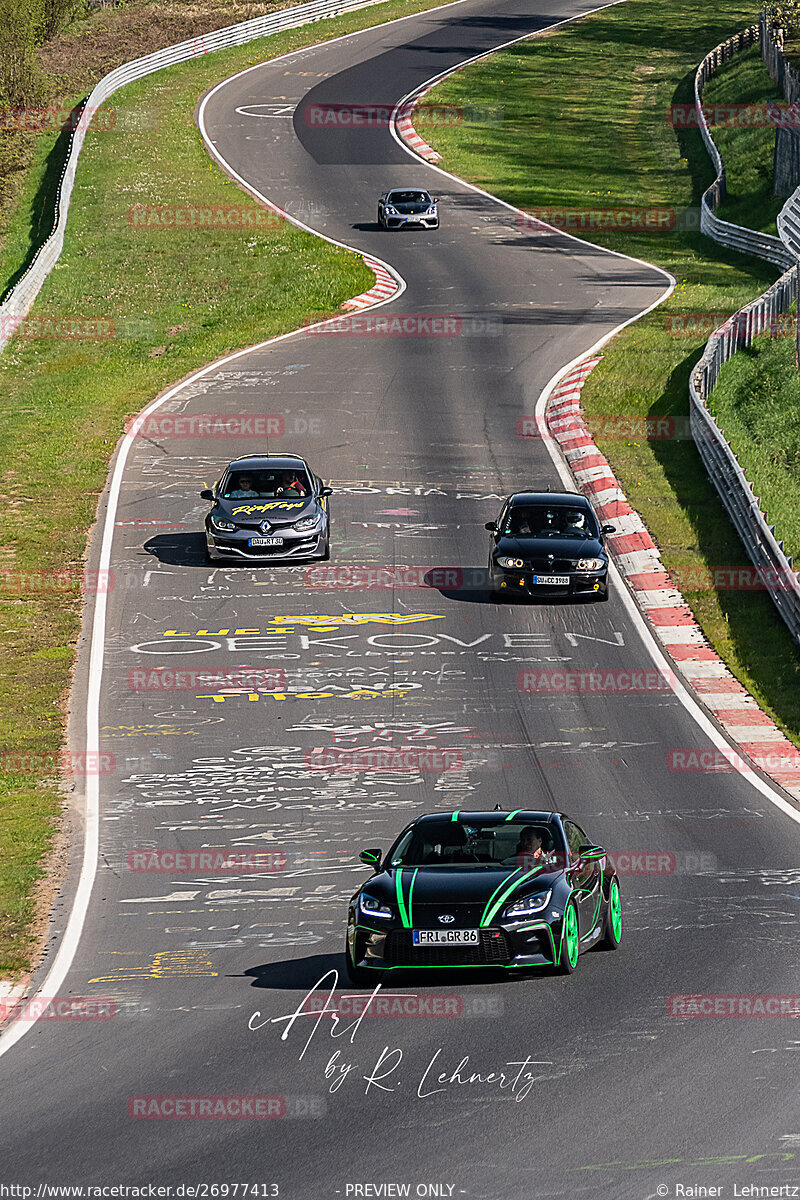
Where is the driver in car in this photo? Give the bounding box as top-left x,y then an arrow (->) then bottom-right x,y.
227,473 -> 259,498
276,470 -> 308,496
516,826 -> 551,868
564,510 -> 586,534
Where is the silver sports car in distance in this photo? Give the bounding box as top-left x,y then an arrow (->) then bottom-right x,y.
378,188 -> 439,229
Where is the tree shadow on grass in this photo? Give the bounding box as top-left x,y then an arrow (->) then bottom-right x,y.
0,102 -> 85,303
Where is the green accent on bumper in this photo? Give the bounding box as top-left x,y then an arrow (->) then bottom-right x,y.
510,920 -> 556,965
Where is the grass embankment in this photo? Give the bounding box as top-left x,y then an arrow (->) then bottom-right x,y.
423,1 -> 800,736
0,0 -> 456,979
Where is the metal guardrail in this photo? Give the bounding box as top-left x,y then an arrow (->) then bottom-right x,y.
695,25 -> 795,271
690,27 -> 800,645
0,0 -> 391,353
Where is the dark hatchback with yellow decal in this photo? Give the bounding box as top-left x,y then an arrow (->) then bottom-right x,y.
346,810 -> 622,983
201,453 -> 331,563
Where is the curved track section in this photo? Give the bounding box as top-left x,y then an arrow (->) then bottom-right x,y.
2,3 -> 800,1196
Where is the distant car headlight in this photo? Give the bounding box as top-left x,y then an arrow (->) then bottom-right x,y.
577,557 -> 605,571
210,517 -> 236,532
293,514 -> 321,532
504,889 -> 552,919
497,557 -> 525,569
426,206 -> 437,215
360,893 -> 392,919
384,205 -> 398,215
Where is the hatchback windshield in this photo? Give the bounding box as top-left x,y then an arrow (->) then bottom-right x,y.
388,821 -> 563,868
503,504 -> 598,539
221,467 -> 311,499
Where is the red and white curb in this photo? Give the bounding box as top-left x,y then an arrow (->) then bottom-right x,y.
341,255 -> 401,311
547,356 -> 800,801
395,90 -> 442,163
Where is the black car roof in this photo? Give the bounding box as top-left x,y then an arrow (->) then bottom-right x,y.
225,454 -> 308,470
507,491 -> 588,506
414,810 -> 557,825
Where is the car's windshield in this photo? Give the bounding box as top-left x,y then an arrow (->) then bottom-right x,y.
220,467 -> 311,499
389,191 -> 429,204
503,504 -> 598,539
388,821 -> 564,868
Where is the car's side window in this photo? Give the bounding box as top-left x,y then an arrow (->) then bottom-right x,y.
563,821 -> 584,862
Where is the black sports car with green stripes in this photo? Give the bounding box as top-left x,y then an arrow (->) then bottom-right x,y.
346,810 -> 622,983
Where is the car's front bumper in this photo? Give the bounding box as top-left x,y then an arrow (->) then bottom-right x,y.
206,527 -> 327,562
350,919 -> 565,971
383,212 -> 438,229
492,567 -> 608,598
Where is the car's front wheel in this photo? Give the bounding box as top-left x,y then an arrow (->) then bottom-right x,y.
598,877 -> 623,950
557,901 -> 580,974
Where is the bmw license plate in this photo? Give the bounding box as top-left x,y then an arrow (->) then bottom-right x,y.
248,537 -> 284,547
531,574 -> 569,586
412,929 -> 479,946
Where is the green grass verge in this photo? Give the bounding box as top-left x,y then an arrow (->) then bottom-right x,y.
423,0 -> 800,738
0,0 -> 458,979
710,332 -> 800,567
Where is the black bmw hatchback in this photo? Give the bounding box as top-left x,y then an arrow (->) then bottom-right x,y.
486,491 -> 615,601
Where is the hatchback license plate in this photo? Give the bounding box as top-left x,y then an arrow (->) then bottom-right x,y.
412,929 -> 479,946
248,537 -> 284,547
531,574 -> 569,586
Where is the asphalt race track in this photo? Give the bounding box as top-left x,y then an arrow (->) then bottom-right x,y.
3,1 -> 800,1196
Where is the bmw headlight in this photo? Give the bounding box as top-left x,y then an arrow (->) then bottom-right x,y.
497,557 -> 525,569
360,893 -> 392,919
293,514 -> 321,532
577,557 -> 604,571
504,889 -> 552,920
211,516 -> 236,532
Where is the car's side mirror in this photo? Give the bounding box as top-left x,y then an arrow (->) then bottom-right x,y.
433,197 -> 440,203
200,489 -> 214,501
578,844 -> 605,862
484,522 -> 497,532
319,486 -> 333,497
359,848 -> 382,868
601,524 -> 616,534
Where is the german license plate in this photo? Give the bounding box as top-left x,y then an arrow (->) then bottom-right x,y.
412,929 -> 479,946
248,537 -> 284,547
531,574 -> 569,586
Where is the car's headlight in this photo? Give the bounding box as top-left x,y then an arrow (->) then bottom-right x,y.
293,514 -> 321,532
384,205 -> 398,215
426,206 -> 437,214
497,557 -> 525,569
211,517 -> 236,532
360,893 -> 392,919
504,890 -> 552,919
577,557 -> 604,571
